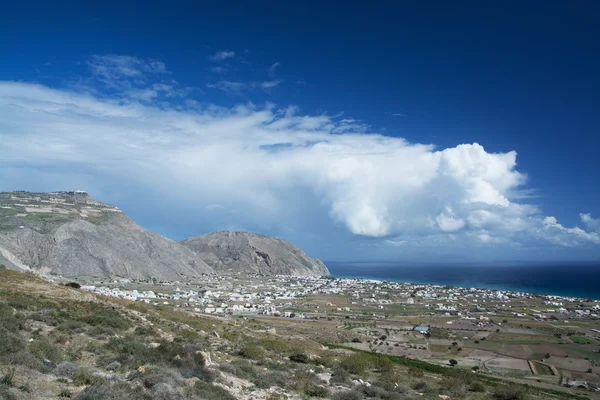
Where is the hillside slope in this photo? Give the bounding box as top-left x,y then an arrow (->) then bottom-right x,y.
0,191 -> 213,280
182,231 -> 329,276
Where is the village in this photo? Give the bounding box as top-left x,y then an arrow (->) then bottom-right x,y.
71,273 -> 600,393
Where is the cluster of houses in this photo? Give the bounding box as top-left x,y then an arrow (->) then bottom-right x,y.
79,274 -> 599,323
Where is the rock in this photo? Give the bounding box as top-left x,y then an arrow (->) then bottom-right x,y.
213,331 -> 220,338
182,231 -> 329,276
148,342 -> 160,349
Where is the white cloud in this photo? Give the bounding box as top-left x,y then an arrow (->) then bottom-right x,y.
435,208 -> 466,232
87,54 -> 168,87
209,50 -> 236,61
268,62 -> 281,77
0,76 -> 598,252
207,80 -> 282,95
384,239 -> 407,247
206,80 -> 249,95
542,216 -> 600,245
581,213 -> 600,233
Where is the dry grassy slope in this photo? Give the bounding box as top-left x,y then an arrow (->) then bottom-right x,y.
0,268 -> 596,400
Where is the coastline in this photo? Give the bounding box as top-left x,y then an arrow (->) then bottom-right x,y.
326,262 -> 600,300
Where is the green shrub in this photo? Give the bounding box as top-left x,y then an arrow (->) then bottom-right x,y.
340,354 -> 370,375
468,381 -> 486,392
491,386 -> 527,400
238,344 -> 265,360
59,389 -> 73,398
305,385 -> 329,397
133,326 -> 156,336
230,360 -> 257,380
289,353 -> 309,363
73,382 -> 147,400
3,351 -> 44,371
28,340 -> 64,363
80,308 -> 130,330
361,385 -> 388,398
57,319 -> 86,333
193,380 -> 236,400
408,367 -> 423,377
330,366 -> 350,384
412,381 -> 428,391
56,361 -> 79,377
332,389 -> 364,400
72,369 -> 107,387
373,357 -> 394,372
0,385 -> 16,400
0,368 -> 15,386
0,327 -> 25,355
0,304 -> 22,332
252,371 -> 288,389
287,370 -> 319,393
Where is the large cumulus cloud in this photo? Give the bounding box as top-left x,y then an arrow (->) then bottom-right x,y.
0,77 -> 598,252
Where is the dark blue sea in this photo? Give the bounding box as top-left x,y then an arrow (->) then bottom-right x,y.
325,262 -> 600,300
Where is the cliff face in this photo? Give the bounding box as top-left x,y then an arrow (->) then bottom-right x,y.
182,231 -> 329,277
0,192 -> 213,280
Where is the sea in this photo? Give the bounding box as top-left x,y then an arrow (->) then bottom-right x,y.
325,262 -> 600,300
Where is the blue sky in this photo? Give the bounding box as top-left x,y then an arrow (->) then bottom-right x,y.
1,1 -> 599,262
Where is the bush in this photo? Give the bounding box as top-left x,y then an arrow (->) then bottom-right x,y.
193,380 -> 237,400
340,354 -> 370,375
305,385 -> 329,397
252,371 -> 287,389
373,357 -> 394,372
287,370 -> 320,393
28,340 -> 64,363
106,361 -> 121,371
0,304 -> 23,333
332,389 -> 364,400
59,389 -> 73,398
133,326 -> 156,336
412,381 -> 427,391
218,363 -> 237,375
64,282 -> 81,289
56,361 -> 79,377
351,338 -> 362,343
238,344 -> 265,360
0,386 -> 16,400
73,382 -> 147,400
491,386 -> 527,400
0,327 -> 25,356
289,353 -> 309,363
468,381 -> 486,392
133,366 -> 182,390
72,369 -> 107,386
230,360 -> 257,380
3,351 -> 44,371
408,367 -> 423,377
361,385 -> 388,398
0,368 -> 15,386
80,309 -> 130,330
330,366 -> 351,384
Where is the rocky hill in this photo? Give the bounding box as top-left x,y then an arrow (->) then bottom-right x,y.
0,191 -> 213,280
182,231 -> 329,276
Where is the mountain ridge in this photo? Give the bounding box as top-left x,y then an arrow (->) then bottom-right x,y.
182,230 -> 329,276
0,191 -> 328,279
